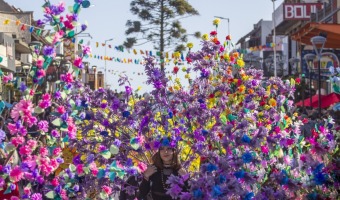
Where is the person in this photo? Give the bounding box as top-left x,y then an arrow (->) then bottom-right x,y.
138,140 -> 186,200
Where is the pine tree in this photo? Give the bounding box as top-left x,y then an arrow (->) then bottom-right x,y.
124,0 -> 200,71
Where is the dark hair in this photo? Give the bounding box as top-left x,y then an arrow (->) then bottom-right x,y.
152,147 -> 181,171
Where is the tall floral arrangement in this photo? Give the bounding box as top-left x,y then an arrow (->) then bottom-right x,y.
0,0 -> 92,199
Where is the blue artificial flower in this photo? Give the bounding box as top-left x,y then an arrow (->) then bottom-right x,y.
168,111 -> 173,118
211,185 -> 222,198
100,131 -> 108,137
19,82 -> 27,92
306,192 -> 318,200
313,163 -> 324,174
234,170 -> 245,179
244,192 -> 254,200
85,113 -> 91,120
201,129 -> 209,136
122,111 -> 130,118
81,100 -> 88,108
313,172 -> 327,185
193,189 -> 203,199
198,99 -> 204,103
81,24 -> 87,31
219,175 -> 226,183
161,138 -> 170,147
242,152 -> 253,163
280,170 -> 289,185
242,135 -> 251,143
206,163 -> 218,172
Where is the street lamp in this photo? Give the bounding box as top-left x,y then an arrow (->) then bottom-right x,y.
92,65 -> 97,90
271,0 -> 278,77
289,57 -> 300,75
304,54 -> 316,110
214,16 -> 230,49
311,36 -> 326,117
104,38 -> 114,89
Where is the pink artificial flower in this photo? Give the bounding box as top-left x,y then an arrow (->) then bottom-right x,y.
42,93 -> 51,101
137,162 -> 147,173
76,164 -> 84,174
2,73 -> 13,84
261,145 -> 269,154
73,57 -> 83,68
64,20 -> 74,29
60,189 -> 68,200
89,163 -> 98,176
37,120 -> 49,132
19,145 -> 32,156
25,115 -> 38,127
82,45 -> 91,56
51,178 -> 59,187
39,147 -> 49,157
11,136 -> 25,147
23,187 -> 31,195
300,154 -> 307,162
60,73 -> 74,83
26,139 -> 37,149
57,105 -> 66,114
44,7 -> 51,14
210,31 -> 217,36
37,69 -> 46,79
67,124 -> 77,139
29,89 -> 35,96
7,123 -> 19,135
10,100 -> 34,122
102,185 -> 112,195
10,166 -> 23,183
10,197 -> 20,200
53,147 -> 62,156
36,59 -> 44,68
50,159 -> 59,169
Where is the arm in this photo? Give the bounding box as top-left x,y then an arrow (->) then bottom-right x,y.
138,165 -> 157,199
138,177 -> 151,199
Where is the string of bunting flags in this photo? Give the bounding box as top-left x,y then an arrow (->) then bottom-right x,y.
0,15 -> 48,36
88,51 -> 188,65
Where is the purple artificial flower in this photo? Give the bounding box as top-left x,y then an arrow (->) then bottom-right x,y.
54,91 -> 61,99
10,183 -> 16,190
2,165 -> 11,174
56,157 -> 64,163
36,19 -> 44,27
125,86 -> 132,95
31,193 -> 43,200
43,46 -> 55,57
113,139 -> 122,147
19,82 -> 27,92
81,24 -> 87,31
0,129 -> 5,142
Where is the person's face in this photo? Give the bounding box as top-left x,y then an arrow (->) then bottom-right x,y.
159,146 -> 174,164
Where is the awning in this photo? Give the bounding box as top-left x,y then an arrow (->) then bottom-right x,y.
291,22 -> 340,48
15,39 -> 31,54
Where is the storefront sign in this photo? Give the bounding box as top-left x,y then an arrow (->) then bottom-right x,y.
284,3 -> 323,20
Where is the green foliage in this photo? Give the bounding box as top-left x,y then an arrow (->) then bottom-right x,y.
124,0 -> 199,52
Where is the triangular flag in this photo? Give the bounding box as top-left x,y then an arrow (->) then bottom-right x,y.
96,42 -> 99,48
140,50 -> 144,54
102,43 -> 105,46
15,20 -> 21,26
20,24 -> 26,31
133,49 -> 137,55
36,29 -> 42,36
3,19 -> 10,25
29,26 -> 34,33
108,45 -> 112,48
165,52 -> 169,58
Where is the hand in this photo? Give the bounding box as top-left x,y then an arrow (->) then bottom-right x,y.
143,165 -> 157,180
178,168 -> 186,176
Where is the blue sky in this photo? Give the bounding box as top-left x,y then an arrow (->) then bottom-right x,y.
5,0 -> 283,93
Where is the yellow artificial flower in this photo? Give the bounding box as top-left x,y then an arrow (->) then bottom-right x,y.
268,98 -> 277,107
213,18 -> 221,26
187,42 -> 194,49
174,85 -> 181,91
137,86 -> 142,91
237,58 -> 245,67
168,75 -> 172,81
175,77 -> 180,83
182,67 -> 187,72
185,74 -> 190,79
173,51 -> 181,58
202,34 -> 209,41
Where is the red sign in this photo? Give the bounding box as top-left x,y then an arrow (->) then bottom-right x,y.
284,3 -> 323,20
